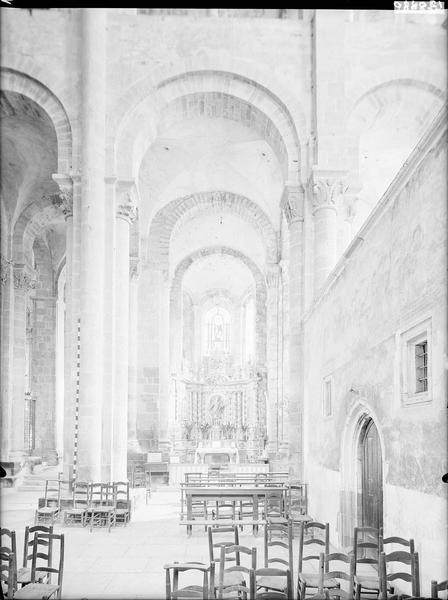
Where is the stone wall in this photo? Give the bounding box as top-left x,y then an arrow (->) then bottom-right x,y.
303,112 -> 447,589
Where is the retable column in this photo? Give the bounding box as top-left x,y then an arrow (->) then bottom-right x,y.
311,169 -> 347,294
112,183 -> 137,480
281,185 -> 305,478
265,264 -> 280,459
77,8 -> 107,481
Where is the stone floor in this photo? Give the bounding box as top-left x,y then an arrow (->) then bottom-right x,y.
2,479 -> 306,600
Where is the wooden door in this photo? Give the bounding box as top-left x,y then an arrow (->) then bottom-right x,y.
361,419 -> 383,531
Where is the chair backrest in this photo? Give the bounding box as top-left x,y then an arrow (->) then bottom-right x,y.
164,562 -> 210,600
218,544 -> 256,599
101,482 -> 116,506
379,550 -> 420,598
89,482 -> 103,505
22,525 -> 53,569
298,521 -> 329,573
208,525 -> 239,563
287,481 -> 308,516
325,552 -> 355,596
30,533 -> 64,591
353,526 -> 380,573
72,482 -> 90,509
0,551 -> 16,600
252,567 -> 292,600
431,578 -> 448,598
264,520 -> 293,584
44,479 -> 61,507
264,490 -> 286,519
114,481 -> 130,505
381,532 -> 415,554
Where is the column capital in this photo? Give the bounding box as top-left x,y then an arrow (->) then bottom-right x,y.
310,168 -> 348,214
265,264 -> 280,289
116,179 -> 138,223
13,264 -> 37,291
50,173 -> 74,219
281,184 -> 305,226
129,256 -> 140,280
0,255 -> 13,286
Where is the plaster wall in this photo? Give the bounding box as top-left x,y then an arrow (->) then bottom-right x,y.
303,125 -> 447,589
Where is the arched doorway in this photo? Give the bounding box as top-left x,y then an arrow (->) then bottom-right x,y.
358,417 -> 383,531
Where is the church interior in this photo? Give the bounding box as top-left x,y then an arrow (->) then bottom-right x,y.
0,7 -> 447,600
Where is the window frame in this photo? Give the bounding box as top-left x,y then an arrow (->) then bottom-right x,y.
322,375 -> 333,418
401,317 -> 432,406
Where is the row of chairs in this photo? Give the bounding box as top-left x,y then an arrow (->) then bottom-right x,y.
0,527 -> 64,600
35,480 -> 131,532
298,522 -> 448,600
165,521 -> 294,599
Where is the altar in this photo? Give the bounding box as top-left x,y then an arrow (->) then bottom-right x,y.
194,441 -> 239,464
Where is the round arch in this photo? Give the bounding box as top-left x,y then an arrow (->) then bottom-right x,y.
13,198 -> 64,267
339,399 -> 386,547
1,67 -> 73,174
171,246 -> 267,371
347,78 -> 446,174
109,64 -> 304,184
148,190 -> 278,267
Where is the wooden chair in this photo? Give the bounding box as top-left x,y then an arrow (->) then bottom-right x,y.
114,481 -> 131,526
164,562 -> 212,599
257,520 -> 293,596
14,533 -> 64,600
208,525 -> 242,596
322,552 -> 355,600
352,526 -> 380,600
86,482 -> 116,532
63,481 -> 89,526
217,543 -> 256,599
297,521 -> 339,600
252,568 -> 292,600
17,525 -> 53,587
0,529 -> 17,600
35,480 -> 61,525
379,550 -> 420,599
431,579 -> 448,598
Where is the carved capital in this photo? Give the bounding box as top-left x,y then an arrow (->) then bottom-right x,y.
129,256 -> 140,280
281,185 -> 304,226
13,265 -> 37,291
51,174 -> 74,219
310,169 -> 348,214
1,256 -> 13,286
116,179 -> 138,224
117,203 -> 137,223
266,266 -> 280,289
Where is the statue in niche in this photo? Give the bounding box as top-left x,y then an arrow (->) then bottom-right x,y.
209,395 -> 225,424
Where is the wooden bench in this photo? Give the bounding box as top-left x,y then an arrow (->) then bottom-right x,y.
180,518 -> 266,536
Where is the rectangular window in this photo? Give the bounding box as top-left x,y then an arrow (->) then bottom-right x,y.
400,317 -> 431,406
415,341 -> 428,393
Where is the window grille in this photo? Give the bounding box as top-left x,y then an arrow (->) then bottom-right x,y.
415,341 -> 428,393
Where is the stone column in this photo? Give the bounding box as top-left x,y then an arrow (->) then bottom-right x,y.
266,264 -> 280,458
128,257 -> 140,453
52,174 -> 74,476
112,184 -> 137,480
10,266 -> 37,460
159,270 -> 171,458
1,256 -> 14,459
311,169 -> 347,294
77,8 -> 107,481
193,303 -> 202,370
233,303 -> 242,369
281,185 -> 305,478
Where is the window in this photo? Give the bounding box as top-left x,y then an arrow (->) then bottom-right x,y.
415,341 -> 428,393
401,317 -> 431,405
323,376 -> 333,417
